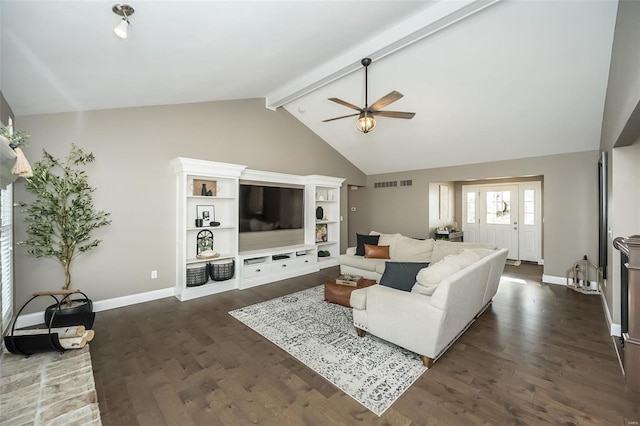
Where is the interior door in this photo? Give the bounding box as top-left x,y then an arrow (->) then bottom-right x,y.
481,186 -> 519,259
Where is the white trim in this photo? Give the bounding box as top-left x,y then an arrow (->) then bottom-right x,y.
541,274 -> 566,286
176,281 -> 238,302
13,312 -> 42,329
599,285 -> 622,337
611,323 -> 622,337
93,287 -> 175,312
542,274 -> 599,290
14,287 -> 175,329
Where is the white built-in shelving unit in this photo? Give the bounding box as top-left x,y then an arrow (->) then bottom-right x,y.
172,158 -> 344,301
307,181 -> 343,268
171,158 -> 246,301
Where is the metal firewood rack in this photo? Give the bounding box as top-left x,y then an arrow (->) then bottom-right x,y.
3,290 -> 95,356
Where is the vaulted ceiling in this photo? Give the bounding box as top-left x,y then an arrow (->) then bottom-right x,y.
0,0 -> 618,174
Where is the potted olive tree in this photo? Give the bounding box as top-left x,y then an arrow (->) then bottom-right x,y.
19,144 -> 111,323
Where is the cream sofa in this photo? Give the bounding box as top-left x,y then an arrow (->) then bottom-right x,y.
340,231 -> 495,281
350,246 -> 508,367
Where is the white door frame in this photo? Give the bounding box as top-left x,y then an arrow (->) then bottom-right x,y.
462,181 -> 542,262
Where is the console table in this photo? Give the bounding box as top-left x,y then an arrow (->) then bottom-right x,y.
435,230 -> 463,242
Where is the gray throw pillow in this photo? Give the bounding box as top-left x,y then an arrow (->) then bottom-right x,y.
379,261 -> 429,292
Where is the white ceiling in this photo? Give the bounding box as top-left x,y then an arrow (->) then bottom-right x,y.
0,0 -> 618,175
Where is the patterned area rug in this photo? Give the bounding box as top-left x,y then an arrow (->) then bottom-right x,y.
229,285 -> 427,416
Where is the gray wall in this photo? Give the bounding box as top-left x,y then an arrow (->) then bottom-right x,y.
15,98 -> 366,310
610,143 -> 640,324
360,151 -> 598,279
600,0 -> 640,151
599,0 -> 640,326
0,91 -> 14,125
428,181 -> 455,238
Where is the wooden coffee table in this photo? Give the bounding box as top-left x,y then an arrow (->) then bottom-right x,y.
324,278 -> 377,307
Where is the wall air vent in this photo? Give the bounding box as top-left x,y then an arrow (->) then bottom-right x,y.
374,181 -> 398,188
400,180 -> 412,186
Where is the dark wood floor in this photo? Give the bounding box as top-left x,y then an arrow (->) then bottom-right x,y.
90,264 -> 640,425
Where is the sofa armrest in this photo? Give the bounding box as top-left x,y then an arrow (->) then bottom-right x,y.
346,247 -> 356,255
366,285 -> 434,315
363,285 -> 445,357
350,287 -> 367,310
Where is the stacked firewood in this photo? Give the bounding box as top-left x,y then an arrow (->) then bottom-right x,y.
8,326 -> 94,350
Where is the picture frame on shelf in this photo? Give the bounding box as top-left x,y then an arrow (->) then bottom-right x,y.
315,224 -> 328,243
196,205 -> 215,227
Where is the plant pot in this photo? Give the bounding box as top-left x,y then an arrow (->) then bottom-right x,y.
44,297 -> 94,329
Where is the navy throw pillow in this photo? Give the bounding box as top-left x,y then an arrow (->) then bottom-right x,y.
355,234 -> 380,256
379,262 -> 429,292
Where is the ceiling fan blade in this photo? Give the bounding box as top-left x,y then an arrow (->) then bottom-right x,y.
373,110 -> 416,119
370,91 -> 404,111
328,98 -> 363,112
322,113 -> 361,122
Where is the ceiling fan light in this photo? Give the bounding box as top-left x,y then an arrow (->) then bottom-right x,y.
114,18 -> 129,38
356,115 -> 376,133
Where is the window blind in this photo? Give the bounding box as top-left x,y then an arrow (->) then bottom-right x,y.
1,184 -> 13,333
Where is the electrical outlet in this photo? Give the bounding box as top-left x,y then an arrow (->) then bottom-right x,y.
151,270 -> 158,279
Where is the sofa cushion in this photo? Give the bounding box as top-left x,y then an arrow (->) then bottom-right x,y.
471,248 -> 495,259
430,240 -> 496,263
356,234 -> 380,256
446,249 -> 481,269
339,254 -> 386,272
364,244 -> 390,259
380,261 -> 429,292
369,231 -> 401,258
394,235 -> 435,262
413,257 -> 462,296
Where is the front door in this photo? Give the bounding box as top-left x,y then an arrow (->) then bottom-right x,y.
481,186 -> 519,259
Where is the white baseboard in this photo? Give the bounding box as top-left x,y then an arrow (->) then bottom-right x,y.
542,274 -> 598,290
15,287 -> 175,329
611,323 -> 622,337
541,274 -> 565,286
93,287 -> 175,312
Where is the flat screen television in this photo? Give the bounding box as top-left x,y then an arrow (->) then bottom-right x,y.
239,184 -> 304,232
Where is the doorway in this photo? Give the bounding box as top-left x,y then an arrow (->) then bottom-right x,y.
462,181 -> 542,262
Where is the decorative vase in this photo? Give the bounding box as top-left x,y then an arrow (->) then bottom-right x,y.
201,184 -> 208,196
316,206 -> 324,220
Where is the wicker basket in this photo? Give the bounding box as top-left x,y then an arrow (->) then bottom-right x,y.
209,259 -> 235,281
186,263 -> 209,287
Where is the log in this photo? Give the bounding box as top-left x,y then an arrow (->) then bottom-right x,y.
58,330 -> 95,350
12,326 -> 86,339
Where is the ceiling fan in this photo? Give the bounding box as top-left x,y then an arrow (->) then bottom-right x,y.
323,57 -> 416,133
